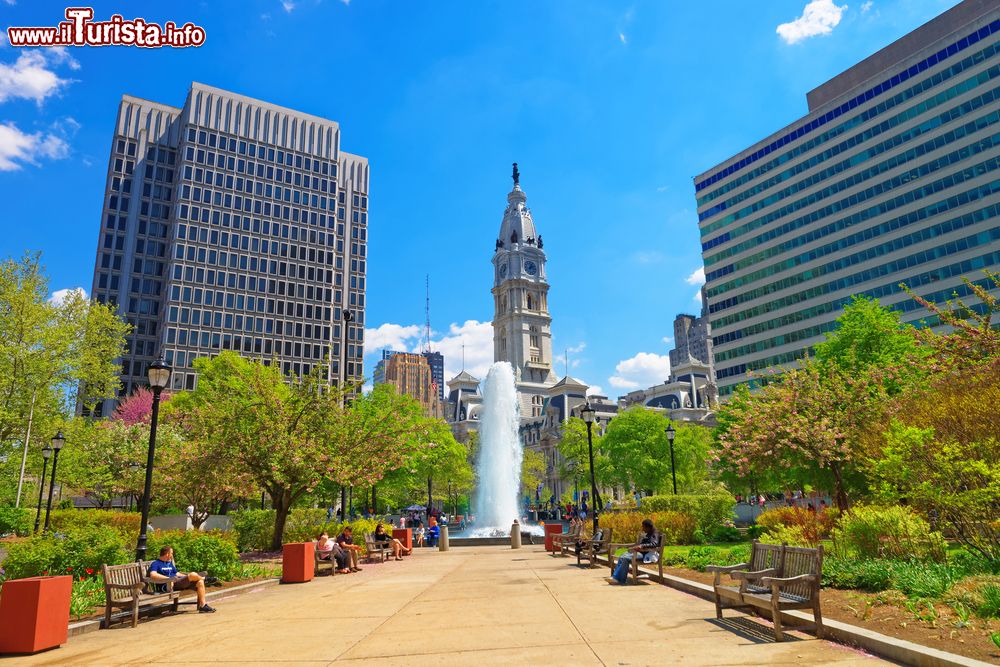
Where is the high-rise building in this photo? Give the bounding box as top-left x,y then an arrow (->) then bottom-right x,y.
695,0 -> 1000,398
89,83 -> 369,414
492,163 -> 557,419
422,350 -> 445,402
378,351 -> 442,418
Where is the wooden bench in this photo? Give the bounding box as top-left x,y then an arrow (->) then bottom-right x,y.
706,541 -> 824,641
576,528 -> 613,569
551,524 -> 583,556
607,533 -> 666,584
102,561 -> 181,629
314,545 -> 339,576
364,533 -> 390,563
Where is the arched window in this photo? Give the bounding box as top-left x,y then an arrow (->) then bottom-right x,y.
526,294 -> 533,310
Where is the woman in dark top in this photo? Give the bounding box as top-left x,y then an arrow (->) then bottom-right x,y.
610,519 -> 662,584
374,522 -> 411,561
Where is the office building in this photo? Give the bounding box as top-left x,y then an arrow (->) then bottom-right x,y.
89,82 -> 369,414
378,351 -> 442,418
695,0 -> 1000,397
423,350 -> 445,402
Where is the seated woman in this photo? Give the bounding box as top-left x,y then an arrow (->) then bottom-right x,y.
374,522 -> 411,561
413,521 -> 426,547
426,516 -> 440,547
316,531 -> 350,574
610,519 -> 662,584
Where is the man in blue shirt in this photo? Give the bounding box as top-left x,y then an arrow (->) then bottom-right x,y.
148,545 -> 217,613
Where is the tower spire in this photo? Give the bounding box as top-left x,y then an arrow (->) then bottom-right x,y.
423,274 -> 432,354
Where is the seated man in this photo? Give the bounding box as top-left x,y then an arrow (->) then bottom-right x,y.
148,545 -> 217,613
316,532 -> 350,574
610,519 -> 661,585
426,517 -> 440,547
336,527 -> 363,571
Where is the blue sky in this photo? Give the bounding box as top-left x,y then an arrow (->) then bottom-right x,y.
0,0 -> 958,397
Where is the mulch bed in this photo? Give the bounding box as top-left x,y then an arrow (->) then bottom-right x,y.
661,565 -> 1000,664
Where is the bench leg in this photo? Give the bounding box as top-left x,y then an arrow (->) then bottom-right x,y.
104,605 -> 113,629
131,600 -> 139,628
813,601 -> 824,639
771,598 -> 784,642
172,596 -> 179,613
714,593 -> 723,619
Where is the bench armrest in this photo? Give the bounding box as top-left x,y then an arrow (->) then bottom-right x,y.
760,573 -> 819,587
704,562 -> 748,574
731,568 -> 778,581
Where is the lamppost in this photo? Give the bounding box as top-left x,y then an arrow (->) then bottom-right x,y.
665,423 -> 678,495
579,403 -> 601,533
42,432 -> 64,532
135,356 -> 172,561
340,309 -> 353,520
33,443 -> 52,533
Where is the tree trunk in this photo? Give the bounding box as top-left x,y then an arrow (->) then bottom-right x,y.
427,476 -> 433,515
270,489 -> 292,551
14,391 -> 37,508
371,485 -> 377,515
829,461 -> 850,513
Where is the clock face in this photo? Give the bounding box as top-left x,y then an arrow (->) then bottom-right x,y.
524,260 -> 538,276
499,263 -> 508,278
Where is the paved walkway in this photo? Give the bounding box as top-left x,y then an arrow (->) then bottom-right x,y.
17,546 -> 887,666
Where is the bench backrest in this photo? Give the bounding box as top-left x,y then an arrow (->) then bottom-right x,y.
749,540 -> 784,573
103,561 -> 147,602
781,545 -> 823,601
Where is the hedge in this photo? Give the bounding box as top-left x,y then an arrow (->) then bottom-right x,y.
231,509 -> 381,552
601,511 -> 696,545
639,494 -> 736,534
0,506 -> 32,537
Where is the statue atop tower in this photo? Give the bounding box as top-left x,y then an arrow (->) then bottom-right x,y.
512,162 -> 520,186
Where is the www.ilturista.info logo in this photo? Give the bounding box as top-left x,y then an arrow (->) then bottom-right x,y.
7,8 -> 206,48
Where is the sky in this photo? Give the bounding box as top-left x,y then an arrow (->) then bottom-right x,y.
0,0 -> 960,398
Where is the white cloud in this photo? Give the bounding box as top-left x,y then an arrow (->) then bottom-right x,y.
586,385 -> 605,397
281,0 -> 295,12
364,323 -> 420,352
340,0 -> 351,5
661,336 -> 673,345
618,32 -> 627,45
0,121 -> 70,170
363,319 -> 495,387
260,12 -> 272,20
656,185 -> 668,192
566,342 -> 586,354
860,0 -> 873,12
49,287 -> 86,305
776,0 -> 847,45
608,352 -> 671,390
0,49 -> 77,104
685,266 -> 706,286
694,289 -> 704,305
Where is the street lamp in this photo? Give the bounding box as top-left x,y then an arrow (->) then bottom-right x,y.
665,423 -> 677,495
135,356 -> 171,561
580,403 -> 601,534
33,444 -> 52,533
42,432 -> 64,532
340,309 -> 353,519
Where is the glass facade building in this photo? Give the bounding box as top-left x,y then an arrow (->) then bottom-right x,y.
695,0 -> 1000,397
89,83 -> 368,414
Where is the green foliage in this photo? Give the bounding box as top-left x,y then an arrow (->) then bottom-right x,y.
709,525 -> 743,543
69,576 -> 105,619
2,526 -> 129,579
891,561 -> 960,599
230,508 -> 380,552
231,509 -> 275,551
520,449 -> 546,499
832,504 -> 946,562
822,558 -> 894,592
661,544 -> 752,572
601,511 -> 696,545
147,531 -> 241,580
759,524 -> 818,548
0,506 -> 32,536
755,506 -> 838,543
979,584 -> 1000,619
48,510 -> 141,540
640,493 -> 736,534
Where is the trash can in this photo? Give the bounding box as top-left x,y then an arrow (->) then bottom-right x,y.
510,522 -> 521,549
281,542 -> 315,583
438,525 -> 450,551
393,528 -> 412,554
0,575 -> 72,655
544,523 -> 564,552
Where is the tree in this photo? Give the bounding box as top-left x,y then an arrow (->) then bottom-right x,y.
520,448 -> 546,501
57,417 -> 149,509
0,252 -> 129,506
113,387 -> 172,426
555,417 -> 605,492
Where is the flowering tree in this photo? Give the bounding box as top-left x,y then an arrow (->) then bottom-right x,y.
715,360 -> 891,512
112,387 -> 172,425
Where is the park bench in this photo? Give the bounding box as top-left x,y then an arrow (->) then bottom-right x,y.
363,533 -> 390,563
607,532 -> 665,584
576,527 -> 613,569
706,541 -> 824,641
552,523 -> 583,556
102,561 -> 181,629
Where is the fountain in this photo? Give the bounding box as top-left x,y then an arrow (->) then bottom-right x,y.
467,361 -> 545,539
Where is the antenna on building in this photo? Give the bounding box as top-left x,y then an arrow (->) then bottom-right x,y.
565,348 -> 569,377
423,274 -> 432,354
461,341 -> 466,371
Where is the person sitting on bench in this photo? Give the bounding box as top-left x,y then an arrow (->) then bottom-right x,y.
317,531 -> 350,573
374,523 -> 411,560
148,545 -> 217,613
426,516 -> 440,547
336,527 -> 363,571
610,519 -> 661,584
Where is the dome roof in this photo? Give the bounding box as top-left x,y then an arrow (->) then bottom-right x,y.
498,185 -> 538,247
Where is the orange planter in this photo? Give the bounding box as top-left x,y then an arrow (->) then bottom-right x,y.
544,523 -> 564,552
392,528 -> 412,553
281,542 -> 315,583
0,576 -> 72,655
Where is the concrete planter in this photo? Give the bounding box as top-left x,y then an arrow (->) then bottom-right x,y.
544,523 -> 563,552
281,542 -> 315,583
0,576 -> 72,655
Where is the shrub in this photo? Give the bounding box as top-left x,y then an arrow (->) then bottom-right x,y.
231,509 -> 275,551
759,524 -> 819,548
832,505 -> 946,561
69,576 -> 105,619
0,506 -> 32,537
600,511 -> 696,546
710,525 -> 743,543
822,557 -> 893,592
2,526 -> 130,579
640,494 -> 736,534
890,561 -> 959,598
979,584 -> 1000,618
755,506 -> 838,543
147,531 -> 240,580
48,510 -> 142,540
230,509 -> 375,552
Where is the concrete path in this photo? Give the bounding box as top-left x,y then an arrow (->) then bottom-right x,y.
15,546 -> 888,666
